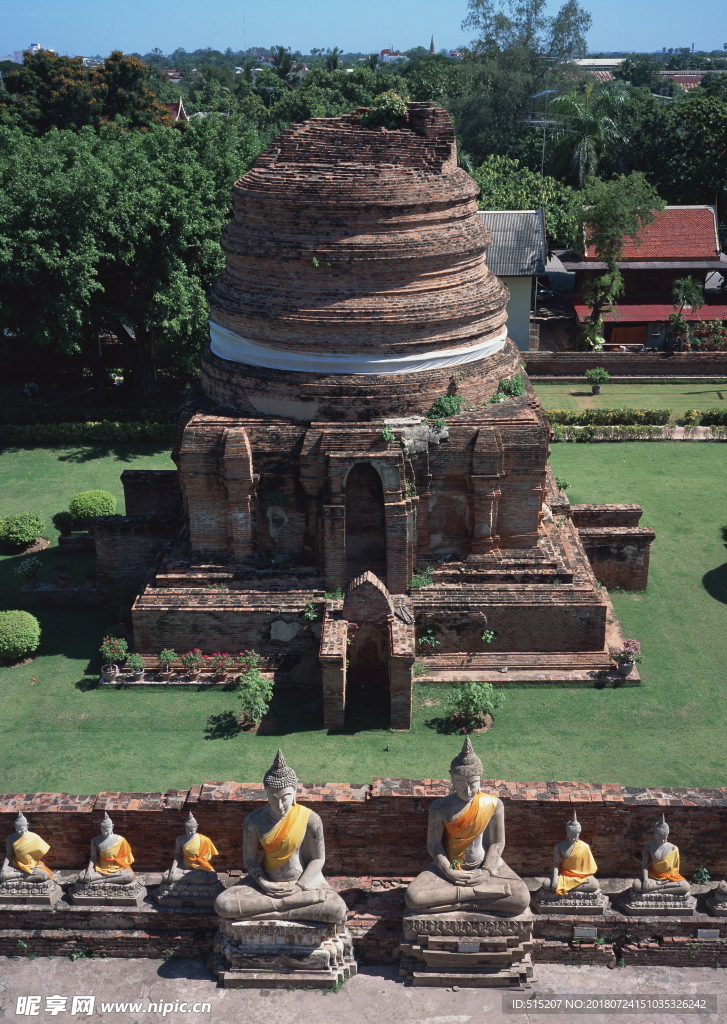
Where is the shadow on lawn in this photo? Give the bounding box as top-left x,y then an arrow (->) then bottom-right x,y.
702,563 -> 727,605
204,711 -> 243,741
56,444 -> 172,464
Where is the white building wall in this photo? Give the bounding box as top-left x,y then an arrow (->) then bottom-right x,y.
501,276 -> 532,351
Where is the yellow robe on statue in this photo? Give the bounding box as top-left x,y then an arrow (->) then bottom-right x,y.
182,833 -> 218,872
556,839 -> 598,895
260,804 -> 311,873
443,792 -> 498,869
12,832 -> 52,878
95,836 -> 134,876
648,848 -> 684,882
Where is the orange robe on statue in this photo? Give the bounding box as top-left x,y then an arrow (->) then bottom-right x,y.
443,792 -> 498,869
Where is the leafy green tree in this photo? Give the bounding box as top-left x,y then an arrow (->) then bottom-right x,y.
471,154 -> 579,243
577,173 -> 665,344
699,72 -> 727,101
325,47 -> 342,72
613,56 -> 662,89
548,82 -> 628,187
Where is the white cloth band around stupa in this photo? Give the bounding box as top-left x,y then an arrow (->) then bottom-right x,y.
209,320 -> 508,376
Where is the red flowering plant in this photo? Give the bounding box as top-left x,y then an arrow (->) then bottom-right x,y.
206,652 -> 234,675
181,649 -> 203,673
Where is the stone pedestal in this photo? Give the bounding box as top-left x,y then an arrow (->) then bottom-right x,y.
706,889 -> 727,918
399,909 -> 534,988
530,886 -> 608,916
0,877 -> 63,906
67,878 -> 147,907
617,888 -> 696,917
211,918 -> 356,989
152,878 -> 225,908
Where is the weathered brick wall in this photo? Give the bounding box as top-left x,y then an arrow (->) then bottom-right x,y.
578,527 -> 655,591
2,780 -> 725,878
94,516 -> 175,588
525,351 -> 727,378
570,504 -> 643,528
121,470 -> 182,517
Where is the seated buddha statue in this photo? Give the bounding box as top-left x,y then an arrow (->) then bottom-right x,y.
161,812 -> 220,886
0,812 -> 53,884
404,737 -> 530,917
631,815 -> 691,896
543,811 -> 600,897
214,749 -> 347,924
78,813 -> 136,885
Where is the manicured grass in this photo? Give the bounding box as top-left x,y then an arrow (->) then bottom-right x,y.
0,443 -> 725,792
534,382 -> 727,417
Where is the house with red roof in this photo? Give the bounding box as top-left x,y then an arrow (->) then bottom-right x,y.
559,206 -> 727,348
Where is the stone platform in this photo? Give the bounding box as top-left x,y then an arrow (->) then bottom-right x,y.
399,909 -> 534,988
617,888 -> 698,917
0,878 -> 63,906
67,878 -> 147,907
211,919 -> 357,989
530,885 -> 609,915
153,877 -> 225,908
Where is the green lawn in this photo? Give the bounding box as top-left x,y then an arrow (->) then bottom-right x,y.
0,442 -> 725,793
534,382 -> 727,417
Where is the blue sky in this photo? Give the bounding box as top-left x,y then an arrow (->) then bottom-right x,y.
0,0 -> 725,58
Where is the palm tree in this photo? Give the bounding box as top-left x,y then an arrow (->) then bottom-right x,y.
367,53 -> 380,71
548,82 -> 628,187
325,47 -> 342,72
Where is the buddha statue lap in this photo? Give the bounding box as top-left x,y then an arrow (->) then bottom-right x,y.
68,813 -> 146,906
401,739 -> 533,988
532,811 -> 607,914
154,812 -> 224,906
618,815 -> 696,916
0,812 -> 62,905
212,750 -> 355,988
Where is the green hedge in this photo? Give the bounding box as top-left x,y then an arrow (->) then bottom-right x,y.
551,424 -> 727,442
0,422 -> 174,446
546,408 -> 671,426
701,409 -> 727,426
0,610 -> 41,661
0,404 -> 178,426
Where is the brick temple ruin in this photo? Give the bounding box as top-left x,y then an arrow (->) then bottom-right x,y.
92,103 -> 654,727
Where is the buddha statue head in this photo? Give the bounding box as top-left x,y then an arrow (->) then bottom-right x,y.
185,812 -> 198,837
263,749 -> 298,818
565,810 -> 582,842
449,736 -> 483,802
654,813 -> 670,842
14,811 -> 28,835
100,812 -> 114,838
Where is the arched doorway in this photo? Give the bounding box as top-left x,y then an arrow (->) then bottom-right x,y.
344,623 -> 390,729
345,463 -> 386,581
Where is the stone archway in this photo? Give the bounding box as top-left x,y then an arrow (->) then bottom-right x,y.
345,463 -> 386,582
345,622 -> 390,729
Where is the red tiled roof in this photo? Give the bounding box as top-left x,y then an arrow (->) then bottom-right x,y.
584,207 -> 719,260
573,300 -> 727,323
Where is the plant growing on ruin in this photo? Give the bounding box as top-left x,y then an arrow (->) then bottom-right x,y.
358,90 -> 409,129
555,477 -> 570,491
237,650 -> 274,725
265,490 -> 288,508
448,681 -> 505,732
324,588 -> 345,600
409,566 -> 434,589
14,556 -> 43,580
412,660 -> 427,677
691,865 -> 711,885
0,512 -> 45,546
301,602 -> 320,623
481,629 -> 497,643
427,394 -> 463,419
381,427 -> 396,443
100,635 -> 128,665
418,627 -> 440,647
404,478 -> 416,497
498,373 -> 525,397
158,648 -> 177,669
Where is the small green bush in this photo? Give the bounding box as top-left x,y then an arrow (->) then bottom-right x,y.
691,865 -> 711,885
127,654 -> 145,673
427,394 -> 463,419
410,566 -> 435,589
418,627 -> 440,647
701,408 -> 727,426
585,367 -> 610,385
68,490 -> 116,525
498,373 -> 525,397
159,648 -> 177,668
555,477 -> 570,491
547,409 -> 671,426
52,511 -> 75,532
0,512 -> 44,546
412,660 -> 427,678
237,651 -> 274,725
0,610 -> 41,661
14,556 -> 43,580
448,681 -> 505,732
358,90 -> 409,128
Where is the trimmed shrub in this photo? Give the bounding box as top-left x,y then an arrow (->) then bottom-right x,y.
14,556 -> 43,579
585,367 -> 610,385
0,610 -> 41,661
551,424 -> 674,442
0,512 -> 44,546
52,511 -> 75,532
68,490 -> 116,525
546,409 -> 671,426
701,408 -> 727,427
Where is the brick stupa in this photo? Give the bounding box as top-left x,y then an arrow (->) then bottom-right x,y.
114,103 -> 653,727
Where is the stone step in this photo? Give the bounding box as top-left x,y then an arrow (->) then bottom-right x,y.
403,954 -> 534,988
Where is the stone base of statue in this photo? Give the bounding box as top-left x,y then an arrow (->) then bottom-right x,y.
530,886 -> 608,915
153,877 -> 225,908
399,909 -> 534,988
706,889 -> 727,918
211,918 -> 357,989
67,877 -> 147,907
0,877 -> 63,906
617,888 -> 696,917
